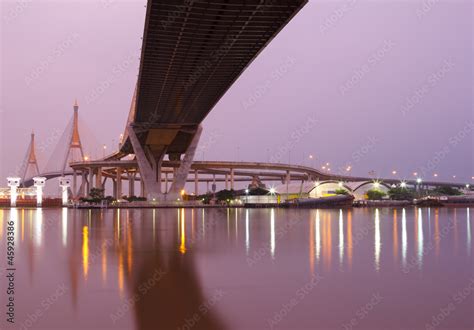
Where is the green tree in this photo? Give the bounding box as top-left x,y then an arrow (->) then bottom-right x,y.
216,189 -> 236,204
89,188 -> 105,200
366,189 -> 386,200
388,187 -> 415,201
335,188 -> 349,195
432,186 -> 462,196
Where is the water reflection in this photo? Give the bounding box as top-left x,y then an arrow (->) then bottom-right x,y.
402,208 -> 408,268
315,210 -> 321,263
338,209 -> 344,268
467,208 -> 471,256
417,208 -> 424,269
0,207 -> 472,329
270,208 -> 275,258
374,209 -> 381,272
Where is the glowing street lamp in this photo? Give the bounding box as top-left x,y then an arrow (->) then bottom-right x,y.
416,178 -> 422,184
7,177 -> 21,207
400,182 -> 407,188
392,170 -> 397,175
84,155 -> 89,161
33,177 -> 46,207
413,172 -> 418,177
433,173 -> 438,178
269,187 -> 276,195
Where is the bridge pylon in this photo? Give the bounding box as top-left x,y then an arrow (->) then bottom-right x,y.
20,132 -> 41,185
62,99 -> 85,175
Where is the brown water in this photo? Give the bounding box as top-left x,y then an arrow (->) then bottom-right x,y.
0,207 -> 472,330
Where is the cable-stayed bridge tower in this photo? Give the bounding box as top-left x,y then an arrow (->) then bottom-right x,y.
62,99 -> 85,175
20,132 -> 40,185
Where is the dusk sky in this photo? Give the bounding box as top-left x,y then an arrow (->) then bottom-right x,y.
1,0 -> 472,183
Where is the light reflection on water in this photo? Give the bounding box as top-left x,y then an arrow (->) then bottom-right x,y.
0,207 -> 472,329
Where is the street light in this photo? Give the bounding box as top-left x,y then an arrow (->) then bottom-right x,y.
400,182 -> 407,188
413,172 -> 418,177
433,173 -> 438,178
416,178 -> 422,184
392,170 -> 397,175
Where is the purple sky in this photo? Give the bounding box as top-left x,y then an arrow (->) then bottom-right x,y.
1,0 -> 473,183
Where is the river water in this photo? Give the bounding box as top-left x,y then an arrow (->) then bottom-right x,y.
0,207 -> 472,329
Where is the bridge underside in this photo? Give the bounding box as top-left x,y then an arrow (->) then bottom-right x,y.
120,0 -> 307,198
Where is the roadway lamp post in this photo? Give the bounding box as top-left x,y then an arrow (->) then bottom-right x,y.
33,177 -> 46,207
7,177 -> 21,207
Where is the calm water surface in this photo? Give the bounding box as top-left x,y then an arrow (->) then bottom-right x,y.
0,207 -> 472,330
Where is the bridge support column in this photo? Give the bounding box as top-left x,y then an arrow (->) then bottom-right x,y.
164,172 -> 168,193
128,171 -> 136,197
140,177 -> 145,198
81,171 -> 87,197
113,179 -> 117,199
194,170 -> 199,195
87,168 -> 94,195
95,167 -> 102,189
285,170 -> 291,196
128,126 -> 163,200
169,125 -> 202,199
225,174 -> 228,190
115,168 -> 122,199
230,168 -> 234,190
73,171 -> 77,198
